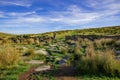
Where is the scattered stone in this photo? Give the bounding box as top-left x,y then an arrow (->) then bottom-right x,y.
35,65 -> 51,72
26,60 -> 44,64
115,51 -> 120,56
116,56 -> 120,60
59,59 -> 67,65
34,49 -> 48,55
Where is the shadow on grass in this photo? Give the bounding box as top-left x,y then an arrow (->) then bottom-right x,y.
27,66 -> 76,80
20,66 -> 120,80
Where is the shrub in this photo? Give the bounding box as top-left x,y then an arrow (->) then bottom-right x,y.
61,47 -> 68,55
23,49 -> 34,56
32,54 -> 46,60
76,45 -> 120,76
74,41 -> 81,55
0,44 -> 20,69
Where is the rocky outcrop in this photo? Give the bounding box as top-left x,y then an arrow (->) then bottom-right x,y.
5,35 -> 53,44
65,35 -> 120,41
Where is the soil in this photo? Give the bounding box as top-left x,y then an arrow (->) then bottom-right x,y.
56,77 -> 78,80
18,66 -> 37,80
18,66 -> 78,80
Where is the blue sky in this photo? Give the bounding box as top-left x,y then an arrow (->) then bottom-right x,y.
0,0 -> 120,34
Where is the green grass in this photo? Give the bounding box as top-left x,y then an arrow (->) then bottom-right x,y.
32,54 -> 46,60
0,26 -> 120,80
30,72 -> 120,80
0,63 -> 30,80
31,74 -> 56,80
0,26 -> 120,44
51,53 -> 64,57
77,75 -> 120,80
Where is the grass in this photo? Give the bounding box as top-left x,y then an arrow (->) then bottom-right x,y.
31,54 -> 46,60
30,73 -> 56,80
0,44 -> 32,80
0,26 -> 120,80
0,26 -> 120,44
75,40 -> 120,77
0,44 -> 20,69
0,63 -> 30,80
78,75 -> 120,80
51,53 -> 64,57
29,69 -> 120,80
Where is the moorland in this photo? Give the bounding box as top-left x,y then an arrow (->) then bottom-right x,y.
0,26 -> 120,80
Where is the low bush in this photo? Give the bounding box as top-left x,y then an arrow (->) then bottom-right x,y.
23,49 -> 34,56
76,46 -> 120,77
61,47 -> 68,55
0,44 -> 20,69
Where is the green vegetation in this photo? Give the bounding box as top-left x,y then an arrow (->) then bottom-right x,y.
0,26 -> 120,80
0,64 -> 30,80
0,44 -> 20,69
0,44 -> 31,80
0,26 -> 120,44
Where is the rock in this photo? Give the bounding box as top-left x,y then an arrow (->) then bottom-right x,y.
35,65 -> 51,72
22,47 -> 28,50
26,60 -> 44,64
63,55 -> 69,60
22,47 -> 28,53
34,49 -> 48,55
116,56 -> 120,60
115,51 -> 120,56
58,59 -> 67,65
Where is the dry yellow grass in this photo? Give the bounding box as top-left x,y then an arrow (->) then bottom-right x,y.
77,41 -> 120,76
0,44 -> 20,69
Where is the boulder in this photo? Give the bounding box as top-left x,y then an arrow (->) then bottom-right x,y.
26,60 -> 44,64
35,65 -> 51,72
34,49 -> 48,55
115,51 -> 120,56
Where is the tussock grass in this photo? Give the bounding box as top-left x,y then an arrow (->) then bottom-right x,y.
94,38 -> 115,47
76,45 -> 120,76
0,44 -> 20,69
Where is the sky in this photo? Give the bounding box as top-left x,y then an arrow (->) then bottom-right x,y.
0,0 -> 120,34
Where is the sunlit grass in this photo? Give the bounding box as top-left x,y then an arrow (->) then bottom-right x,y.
0,44 -> 20,69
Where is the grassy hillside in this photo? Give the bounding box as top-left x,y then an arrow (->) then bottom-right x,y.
0,26 -> 119,44
0,26 -> 120,80
29,26 -> 119,39
0,26 -> 120,38
0,32 -> 15,38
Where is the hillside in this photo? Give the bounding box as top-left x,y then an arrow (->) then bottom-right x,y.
0,26 -> 119,40
0,32 -> 15,38
0,26 -> 120,80
30,26 -> 120,39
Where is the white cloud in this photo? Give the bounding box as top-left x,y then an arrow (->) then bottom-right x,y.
0,5 -> 101,26
86,0 -> 120,10
19,17 -> 45,23
0,11 -> 5,18
0,0 -> 32,7
7,11 -> 36,17
0,0 -> 120,30
47,5 -> 101,25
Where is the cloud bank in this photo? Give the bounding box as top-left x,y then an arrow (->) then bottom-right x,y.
0,0 -> 120,34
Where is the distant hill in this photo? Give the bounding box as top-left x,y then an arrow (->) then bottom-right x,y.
0,26 -> 119,44
0,32 -> 15,38
0,26 -> 120,39
34,26 -> 120,39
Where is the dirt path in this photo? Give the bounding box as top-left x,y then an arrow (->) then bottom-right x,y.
19,65 -> 77,80
19,58 -> 77,80
18,66 -> 36,80
56,77 -> 78,80
19,60 -> 50,80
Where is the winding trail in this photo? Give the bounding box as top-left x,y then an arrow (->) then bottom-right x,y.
19,60 -> 50,80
